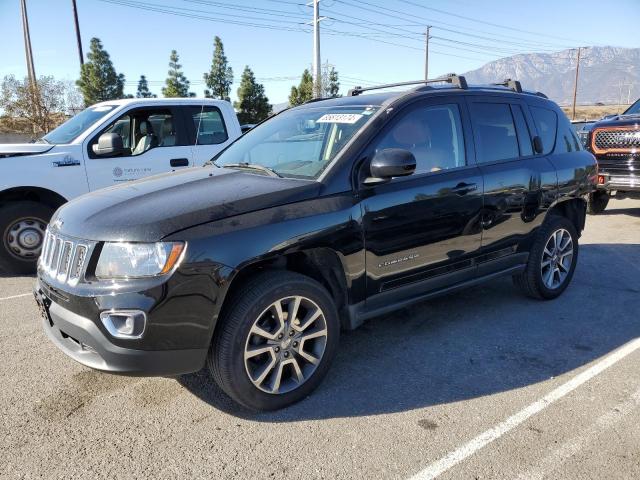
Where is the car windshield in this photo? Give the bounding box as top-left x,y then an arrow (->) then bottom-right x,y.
214,105 -> 379,179
42,105 -> 118,144
623,99 -> 640,115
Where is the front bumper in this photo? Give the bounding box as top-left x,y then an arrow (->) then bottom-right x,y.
34,282 -> 207,376
596,172 -> 640,193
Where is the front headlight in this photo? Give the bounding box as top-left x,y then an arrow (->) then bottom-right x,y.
95,242 -> 185,279
578,131 -> 589,147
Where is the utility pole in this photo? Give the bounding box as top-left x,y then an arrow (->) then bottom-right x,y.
424,26 -> 432,80
71,0 -> 84,66
20,0 -> 39,134
571,47 -> 587,121
312,0 -> 322,98
20,0 -> 37,85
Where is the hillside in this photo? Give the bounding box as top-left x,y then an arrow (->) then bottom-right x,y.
463,46 -> 639,105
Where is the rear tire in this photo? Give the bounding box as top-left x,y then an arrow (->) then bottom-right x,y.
513,215 -> 579,300
587,191 -> 609,215
208,271 -> 340,411
0,201 -> 54,274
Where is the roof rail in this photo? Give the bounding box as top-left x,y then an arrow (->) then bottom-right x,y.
347,73 -> 468,96
492,78 -> 523,93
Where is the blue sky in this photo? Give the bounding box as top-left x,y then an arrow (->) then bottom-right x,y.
1,0 -> 638,104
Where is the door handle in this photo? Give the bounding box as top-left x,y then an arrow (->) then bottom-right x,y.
170,158 -> 189,167
451,182 -> 478,195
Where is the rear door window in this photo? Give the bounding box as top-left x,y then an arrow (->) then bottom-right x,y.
469,102 -> 519,163
530,106 -> 557,154
190,106 -> 228,145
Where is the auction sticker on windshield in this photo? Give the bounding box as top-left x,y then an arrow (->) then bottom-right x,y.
317,113 -> 363,124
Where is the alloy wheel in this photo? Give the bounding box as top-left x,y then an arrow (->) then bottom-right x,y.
540,228 -> 574,290
243,295 -> 328,394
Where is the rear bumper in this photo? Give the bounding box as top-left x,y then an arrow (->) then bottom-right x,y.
35,285 -> 207,376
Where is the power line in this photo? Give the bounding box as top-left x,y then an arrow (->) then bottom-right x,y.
98,0 -> 311,32
395,0 -> 590,44
334,0 -> 573,50
182,0 -> 309,20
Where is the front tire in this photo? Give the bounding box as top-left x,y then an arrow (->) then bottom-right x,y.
587,191 -> 609,215
0,201 -> 54,274
208,271 -> 340,411
513,216 -> 579,300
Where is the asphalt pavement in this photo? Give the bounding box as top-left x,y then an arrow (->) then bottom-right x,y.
1,198 -> 639,479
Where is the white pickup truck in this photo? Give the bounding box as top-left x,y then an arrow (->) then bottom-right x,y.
0,98 -> 241,273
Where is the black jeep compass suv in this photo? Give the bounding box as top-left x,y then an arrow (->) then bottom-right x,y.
35,75 -> 597,410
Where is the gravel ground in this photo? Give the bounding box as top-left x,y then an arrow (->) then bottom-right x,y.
1,198 -> 639,479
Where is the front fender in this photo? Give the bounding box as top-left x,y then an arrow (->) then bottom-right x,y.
165,193 -> 366,329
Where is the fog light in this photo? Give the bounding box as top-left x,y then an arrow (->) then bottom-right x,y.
100,310 -> 146,339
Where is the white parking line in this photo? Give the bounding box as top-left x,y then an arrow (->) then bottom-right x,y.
516,386 -> 640,480
0,292 -> 32,302
408,337 -> 640,480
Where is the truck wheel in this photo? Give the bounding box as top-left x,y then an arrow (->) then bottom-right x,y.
513,215 -> 579,300
587,191 -> 609,214
0,202 -> 54,274
208,271 -> 340,411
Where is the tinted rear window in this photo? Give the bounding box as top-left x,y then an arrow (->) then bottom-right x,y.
470,103 -> 519,163
530,106 -> 557,154
556,115 -> 582,153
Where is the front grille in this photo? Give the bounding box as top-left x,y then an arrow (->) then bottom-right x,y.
593,128 -> 640,153
39,229 -> 91,285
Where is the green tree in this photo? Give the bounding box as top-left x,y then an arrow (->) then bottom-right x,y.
203,36 -> 233,101
234,66 -> 271,124
289,69 -> 314,106
136,75 -> 156,98
162,50 -> 192,98
324,66 -> 340,98
76,38 -> 125,106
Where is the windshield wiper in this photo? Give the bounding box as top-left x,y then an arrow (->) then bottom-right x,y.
218,162 -> 283,178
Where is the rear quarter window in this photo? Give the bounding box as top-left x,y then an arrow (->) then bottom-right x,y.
556,115 -> 583,153
530,106 -> 557,154
469,102 -> 520,163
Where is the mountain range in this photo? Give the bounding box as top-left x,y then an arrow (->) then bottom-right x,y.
463,46 -> 639,106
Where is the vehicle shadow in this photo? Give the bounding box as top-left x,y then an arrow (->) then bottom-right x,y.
601,207 -> 640,217
178,243 -> 640,421
0,268 -> 35,279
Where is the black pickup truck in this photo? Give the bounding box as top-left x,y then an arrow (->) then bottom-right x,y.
34,75 -> 596,410
581,98 -> 640,213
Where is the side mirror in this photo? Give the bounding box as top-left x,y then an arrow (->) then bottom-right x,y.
532,136 -> 544,154
92,132 -> 124,156
365,148 -> 416,185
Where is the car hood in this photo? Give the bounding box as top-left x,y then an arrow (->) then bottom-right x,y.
0,143 -> 54,158
592,114 -> 640,129
52,166 -> 321,241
